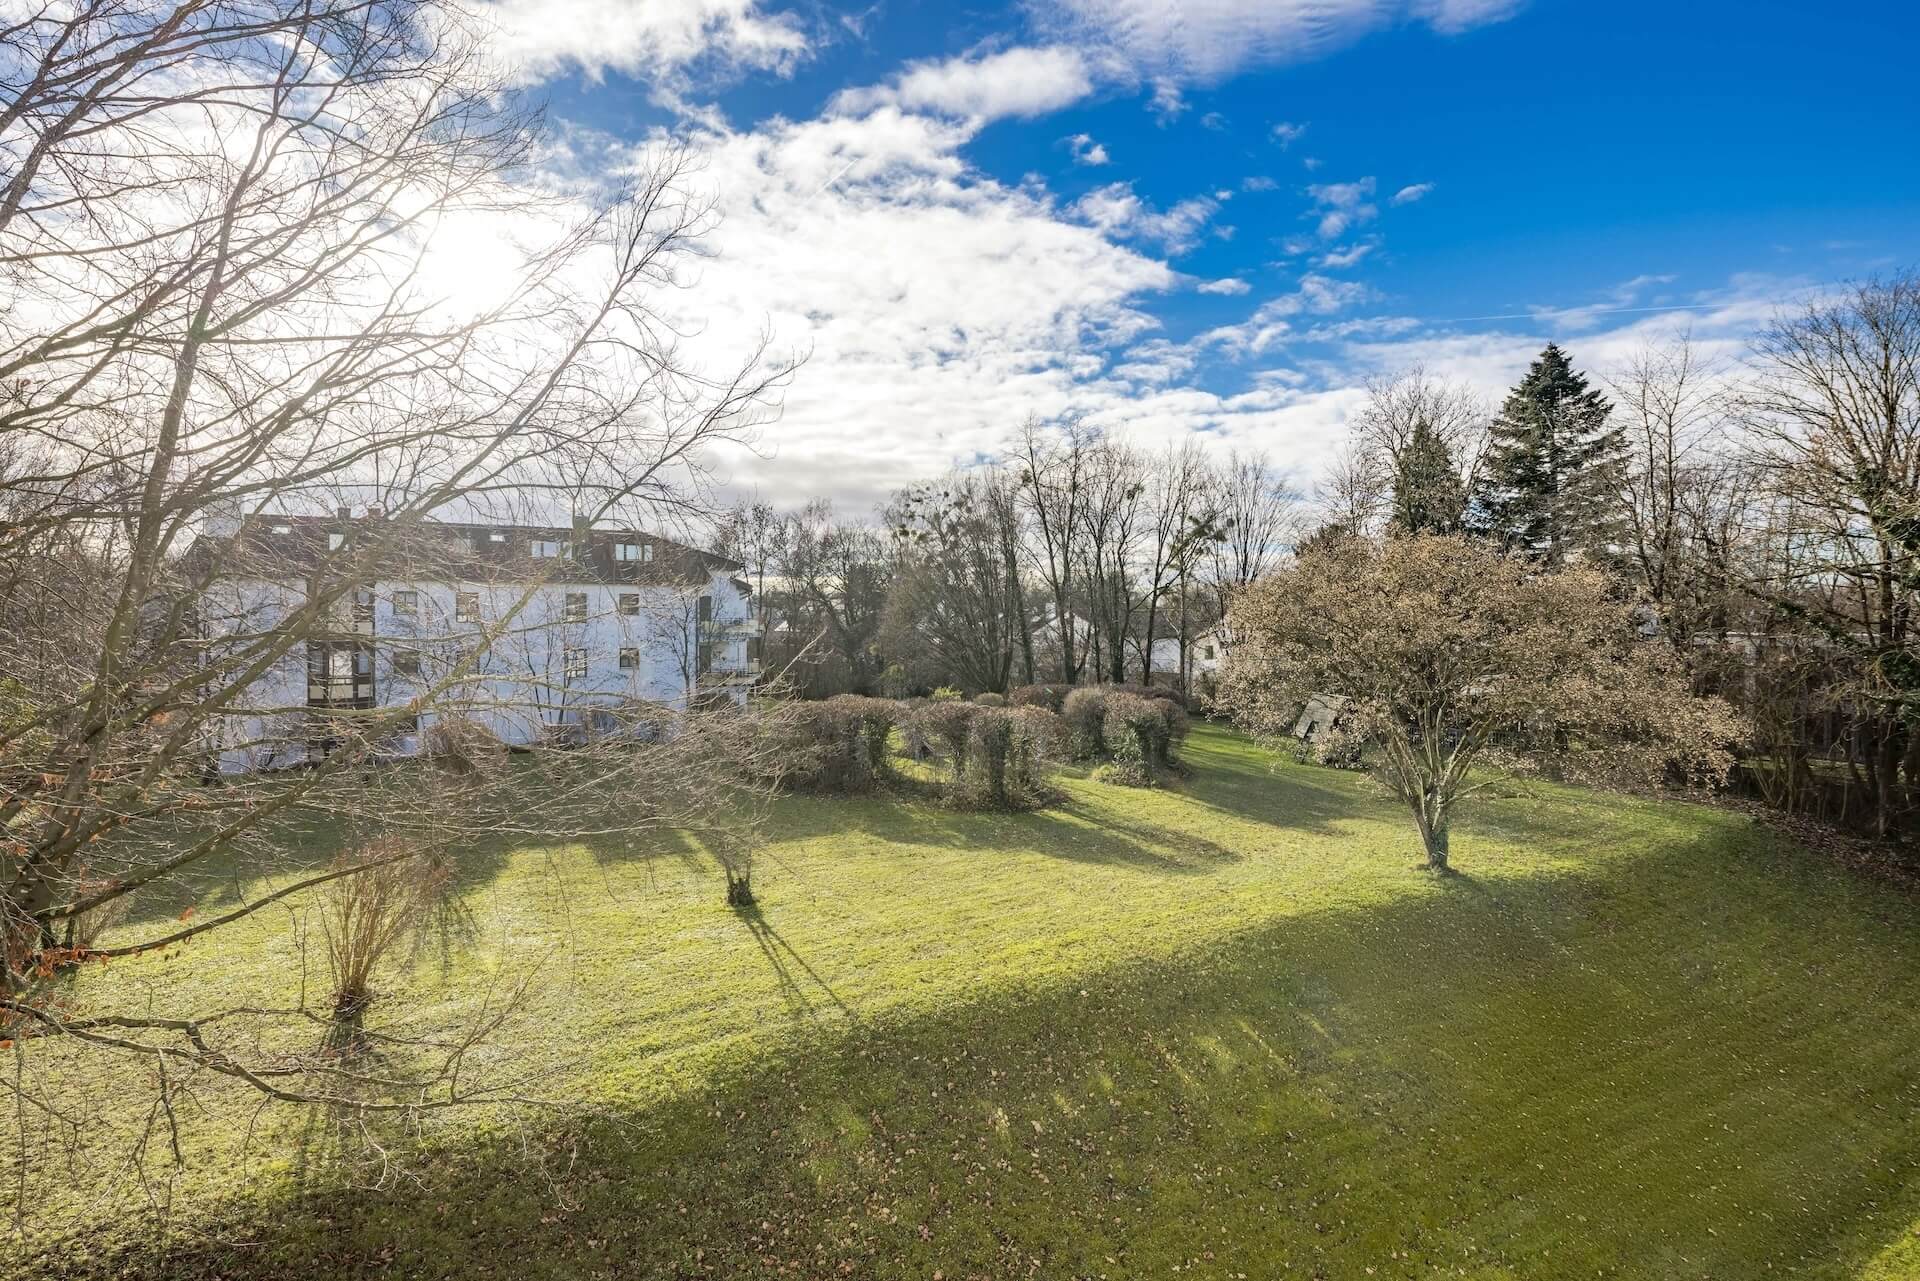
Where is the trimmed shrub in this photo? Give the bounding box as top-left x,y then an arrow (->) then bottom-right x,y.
1007,707 -> 1065,798
973,691 -> 1005,707
1061,687 -> 1109,759
768,696 -> 899,793
1107,681 -> 1184,706
930,686 -> 964,703
907,699 -> 976,781
965,707 -> 1017,808
1102,692 -> 1166,786
1009,683 -> 1070,712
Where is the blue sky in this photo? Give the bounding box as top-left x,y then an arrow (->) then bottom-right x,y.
495,0 -> 1919,505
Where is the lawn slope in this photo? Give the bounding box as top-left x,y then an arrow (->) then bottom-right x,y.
16,725 -> 1920,1279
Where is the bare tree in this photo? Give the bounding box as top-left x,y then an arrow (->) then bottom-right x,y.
1206,449 -> 1298,626
0,0 -> 789,1202
881,472 -> 1024,693
1742,273 -> 1920,835
1137,440 -> 1220,686
1011,414 -> 1097,683
1606,334 -> 1745,640
1077,437 -> 1148,684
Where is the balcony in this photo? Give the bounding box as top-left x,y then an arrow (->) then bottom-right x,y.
699,617 -> 763,640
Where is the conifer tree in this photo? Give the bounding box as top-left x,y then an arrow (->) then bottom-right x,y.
1388,419 -> 1467,535
1473,344 -> 1624,564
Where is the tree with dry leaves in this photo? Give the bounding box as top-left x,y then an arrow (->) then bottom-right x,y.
1217,534 -> 1740,871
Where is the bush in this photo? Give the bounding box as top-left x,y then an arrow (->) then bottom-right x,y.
1061,687 -> 1109,759
319,838 -> 447,1016
907,699 -> 976,780
1102,692 -> 1166,786
965,708 -> 1017,808
1008,707 -> 1065,796
930,686 -> 964,703
973,691 -> 1005,707
1009,683 -> 1070,712
419,714 -> 507,774
956,706 -> 1061,809
767,696 -> 898,793
1107,681 -> 1184,707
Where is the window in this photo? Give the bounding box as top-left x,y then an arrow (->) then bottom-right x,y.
328,531 -> 346,551
563,647 -> 588,679
644,543 -> 654,562
271,524 -> 292,535
489,531 -> 507,543
618,647 -> 639,671
563,592 -> 588,622
1202,644 -> 1215,660
393,649 -> 421,676
614,542 -> 640,562
456,591 -> 480,622
531,538 -> 568,559
392,589 -> 418,617
697,594 -> 713,624
617,592 -> 639,616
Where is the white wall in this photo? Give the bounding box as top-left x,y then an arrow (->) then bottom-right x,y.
204,570 -> 753,773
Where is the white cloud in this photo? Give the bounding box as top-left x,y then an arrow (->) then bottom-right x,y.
1037,0 -> 1525,90
1198,277 -> 1253,295
1196,273 -> 1376,357
1071,182 -> 1222,254
471,0 -> 808,86
1390,181 -> 1435,205
831,45 -> 1095,122
1271,120 -> 1307,147
1306,176 -> 1378,239
1314,241 -> 1377,269
1200,111 -> 1229,130
1063,132 -> 1111,165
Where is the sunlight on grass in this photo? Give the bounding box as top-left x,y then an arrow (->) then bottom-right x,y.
15,725 -> 1920,1279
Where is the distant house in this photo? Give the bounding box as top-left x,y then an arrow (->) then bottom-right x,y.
1141,626 -> 1229,687
188,510 -> 759,773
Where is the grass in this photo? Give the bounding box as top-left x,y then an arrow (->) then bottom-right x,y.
13,724 -> 1920,1278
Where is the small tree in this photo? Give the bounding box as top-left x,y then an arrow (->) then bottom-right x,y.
1218,534 -> 1739,871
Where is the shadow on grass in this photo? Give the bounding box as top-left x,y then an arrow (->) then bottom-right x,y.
732,902 -> 854,1022
66,826 -> 1920,1281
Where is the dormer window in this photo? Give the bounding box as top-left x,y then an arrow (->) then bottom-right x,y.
531,538 -> 567,559
327,532 -> 346,551
271,524 -> 292,536
614,542 -> 640,562
489,531 -> 507,543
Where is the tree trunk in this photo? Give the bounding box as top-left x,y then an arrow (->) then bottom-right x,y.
1421,822 -> 1450,872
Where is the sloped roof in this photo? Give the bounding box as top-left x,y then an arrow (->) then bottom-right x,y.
187,515 -> 741,590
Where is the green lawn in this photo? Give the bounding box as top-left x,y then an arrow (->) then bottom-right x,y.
16,724 -> 1920,1278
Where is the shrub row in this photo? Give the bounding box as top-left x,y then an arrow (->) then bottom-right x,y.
768,684 -> 1189,801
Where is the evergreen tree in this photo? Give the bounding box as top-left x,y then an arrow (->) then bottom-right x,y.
1388,418 -> 1467,535
1473,343 -> 1624,565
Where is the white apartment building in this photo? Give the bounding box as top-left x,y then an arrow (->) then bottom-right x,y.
190,510 -> 760,773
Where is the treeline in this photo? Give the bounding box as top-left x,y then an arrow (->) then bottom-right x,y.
715,419 -> 1295,700
724,273 -> 1920,839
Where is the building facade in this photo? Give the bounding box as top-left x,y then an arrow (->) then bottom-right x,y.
191,512 -> 759,773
